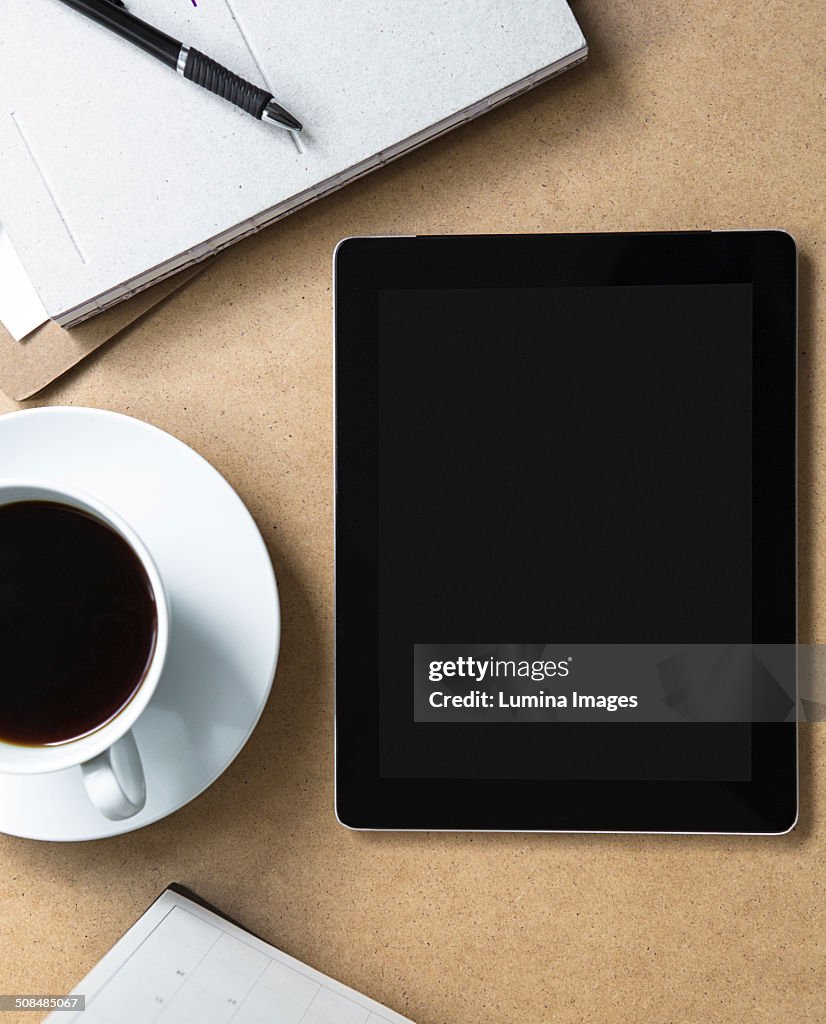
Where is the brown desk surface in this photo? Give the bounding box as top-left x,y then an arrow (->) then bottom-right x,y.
1,3 -> 823,1021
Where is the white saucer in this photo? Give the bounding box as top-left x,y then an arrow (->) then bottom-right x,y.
0,408 -> 280,841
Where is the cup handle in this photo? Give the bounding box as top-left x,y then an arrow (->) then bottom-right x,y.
80,730 -> 147,821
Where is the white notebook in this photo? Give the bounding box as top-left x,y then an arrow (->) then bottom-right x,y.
0,0 -> 586,332
47,886 -> 414,1024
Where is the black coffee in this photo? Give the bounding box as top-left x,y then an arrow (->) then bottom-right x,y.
0,500 -> 157,746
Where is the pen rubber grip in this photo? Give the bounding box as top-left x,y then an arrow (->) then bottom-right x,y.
183,48 -> 271,118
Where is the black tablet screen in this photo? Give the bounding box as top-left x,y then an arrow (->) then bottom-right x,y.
376,283 -> 754,781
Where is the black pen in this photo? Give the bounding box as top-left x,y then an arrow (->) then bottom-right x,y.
56,0 -> 302,134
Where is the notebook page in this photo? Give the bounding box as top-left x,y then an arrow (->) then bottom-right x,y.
47,889 -> 413,1024
0,227 -> 48,341
1,1 -> 584,325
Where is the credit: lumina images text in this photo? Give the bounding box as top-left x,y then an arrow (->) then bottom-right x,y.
428,690 -> 639,711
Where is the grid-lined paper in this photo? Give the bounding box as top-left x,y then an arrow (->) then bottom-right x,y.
48,890 -> 412,1024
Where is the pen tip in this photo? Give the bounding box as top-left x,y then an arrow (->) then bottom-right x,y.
262,99 -> 303,134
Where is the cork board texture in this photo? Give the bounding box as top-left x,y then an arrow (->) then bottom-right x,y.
0,3 -> 824,1023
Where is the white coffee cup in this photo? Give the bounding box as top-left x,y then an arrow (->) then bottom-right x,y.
0,480 -> 169,820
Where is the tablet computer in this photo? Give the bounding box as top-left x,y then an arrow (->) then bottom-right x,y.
334,231 -> 797,834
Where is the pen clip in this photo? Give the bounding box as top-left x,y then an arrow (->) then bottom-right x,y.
102,0 -> 127,7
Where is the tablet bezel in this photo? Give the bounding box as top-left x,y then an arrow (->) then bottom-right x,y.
334,231 -> 797,834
